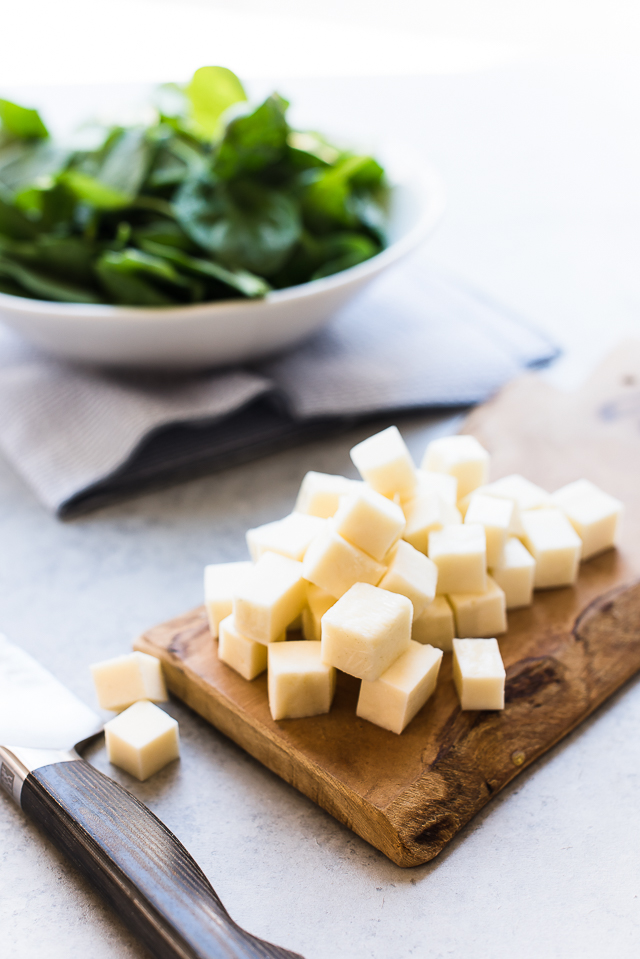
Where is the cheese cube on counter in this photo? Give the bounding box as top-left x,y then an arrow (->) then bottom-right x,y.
321,583 -> 412,681
464,493 -> 513,567
302,584 -> 336,642
412,597 -> 455,651
333,486 -> 406,560
452,638 -> 505,710
379,540 -> 438,616
268,642 -> 336,720
357,641 -> 443,734
490,537 -> 535,608
422,435 -> 489,500
204,561 -> 254,639
551,479 -> 623,559
429,524 -> 487,595
91,651 -> 167,713
105,701 -> 180,781
246,513 -> 326,562
520,509 -> 582,588
294,471 -> 356,518
302,526 -> 385,599
350,426 -> 417,498
448,576 -> 507,638
218,615 -> 269,680
233,551 -> 306,643
403,491 -> 461,554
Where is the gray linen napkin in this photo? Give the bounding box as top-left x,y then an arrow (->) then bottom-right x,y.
0,256 -> 557,516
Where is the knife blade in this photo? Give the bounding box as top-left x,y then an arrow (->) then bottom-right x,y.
0,636 -> 303,959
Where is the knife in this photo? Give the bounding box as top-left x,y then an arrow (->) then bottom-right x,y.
0,636 -> 304,959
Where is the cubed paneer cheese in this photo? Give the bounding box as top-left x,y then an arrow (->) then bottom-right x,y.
463,474 -> 552,535
350,426 -> 417,498
302,526 -> 385,599
464,493 -> 513,567
302,584 -> 336,642
246,513 -> 326,562
105,700 -> 180,781
403,491 -> 461,554
490,537 -> 535,608
422,435 -> 489,500
333,486 -> 405,561
429,524 -> 487,595
551,479 -> 623,559
204,561 -> 253,639
233,551 -> 306,643
379,540 -> 438,616
452,638 -> 505,710
268,641 -> 336,720
357,641 -> 443,734
90,651 -> 167,713
520,508 -> 582,588
448,576 -> 507,638
412,597 -> 455,652
321,583 -> 412,681
218,615 -> 269,680
401,469 -> 458,507
294,471 -> 356,518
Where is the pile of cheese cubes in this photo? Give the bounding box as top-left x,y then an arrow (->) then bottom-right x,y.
205,426 -> 623,735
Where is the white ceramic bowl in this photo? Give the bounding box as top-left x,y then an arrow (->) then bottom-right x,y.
0,154 -> 444,369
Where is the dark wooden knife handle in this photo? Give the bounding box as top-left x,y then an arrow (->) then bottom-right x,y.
21,759 -> 303,959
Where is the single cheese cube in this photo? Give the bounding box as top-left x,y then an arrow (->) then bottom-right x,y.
204,561 -> 253,639
379,540 -> 438,616
464,493 -> 513,567
105,700 -> 180,781
302,526 -> 385,599
218,615 -> 269,680
321,583 -> 412,681
462,474 -> 552,535
412,597 -> 455,651
403,491 -> 461,554
268,641 -> 336,720
333,486 -> 405,561
357,641 -> 443,734
294,471 -> 356,518
490,537 -> 535,608
233,551 -> 306,643
350,426 -> 417,498
452,638 -> 505,710
402,469 -> 458,506
90,651 -> 167,713
246,513 -> 326,562
429,524 -> 487,595
448,576 -> 507,638
302,584 -> 336,642
422,435 -> 490,499
520,508 -> 582,588
551,479 -> 623,559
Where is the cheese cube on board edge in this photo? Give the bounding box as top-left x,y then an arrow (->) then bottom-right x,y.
91,651 -> 167,713
268,641 -> 336,721
357,641 -> 443,734
105,700 -> 180,781
452,638 -> 506,711
551,478 -> 623,559
218,615 -> 269,681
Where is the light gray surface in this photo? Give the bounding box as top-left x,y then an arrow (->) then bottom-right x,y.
1,61 -> 640,959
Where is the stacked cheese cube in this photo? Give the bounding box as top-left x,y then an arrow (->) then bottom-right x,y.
204,426 -> 623,734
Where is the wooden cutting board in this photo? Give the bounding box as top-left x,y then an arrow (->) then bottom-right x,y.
135,343 -> 640,867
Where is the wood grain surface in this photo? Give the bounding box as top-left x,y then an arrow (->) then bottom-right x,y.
135,343 -> 640,867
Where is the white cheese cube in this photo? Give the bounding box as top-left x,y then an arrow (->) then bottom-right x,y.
490,537 -> 535,608
302,584 -> 336,642
422,435 -> 489,499
105,700 -> 180,781
218,615 -> 269,680
379,540 -> 438,616
333,486 -> 405,561
403,491 -> 461,554
321,583 -> 412,681
268,641 -> 336,720
204,561 -> 253,639
233,551 -> 306,643
302,526 -> 385,599
350,425 -> 417,498
402,469 -> 458,506
357,641 -> 443,734
520,508 -> 582,588
412,597 -> 455,651
294,471 -> 356,518
551,479 -> 623,559
452,638 -> 505,710
90,651 -> 167,713
447,576 -> 507,638
246,513 -> 326,562
429,524 -> 487,594
464,493 -> 513,566
483,473 -> 552,512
